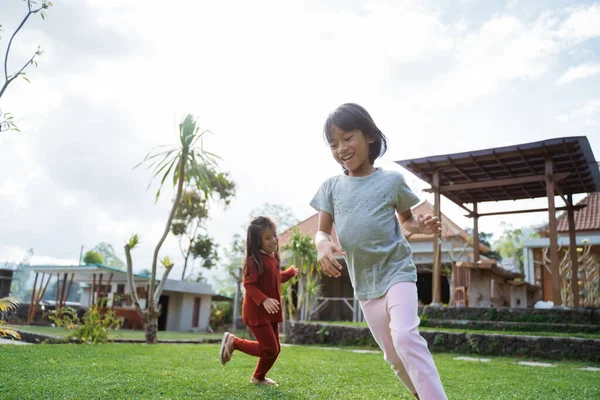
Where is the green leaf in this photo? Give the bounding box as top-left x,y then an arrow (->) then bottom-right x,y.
22,77 -> 31,83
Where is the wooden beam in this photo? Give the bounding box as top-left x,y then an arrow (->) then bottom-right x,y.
64,273 -> 75,307
567,193 -> 580,308
432,170 -> 442,305
464,204 -> 586,218
96,273 -> 103,306
27,273 -> 39,324
424,172 -> 569,193
473,203 -> 480,265
55,273 -> 60,309
59,273 -> 68,309
91,273 -> 96,305
546,158 -> 562,306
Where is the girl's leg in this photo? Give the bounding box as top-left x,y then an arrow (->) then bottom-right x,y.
233,323 -> 280,381
360,297 -> 417,395
387,282 -> 447,400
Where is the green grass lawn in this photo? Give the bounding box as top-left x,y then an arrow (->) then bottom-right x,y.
310,321 -> 600,339
7,325 -> 254,341
0,344 -> 598,399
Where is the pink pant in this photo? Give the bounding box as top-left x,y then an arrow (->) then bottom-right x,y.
360,282 -> 447,400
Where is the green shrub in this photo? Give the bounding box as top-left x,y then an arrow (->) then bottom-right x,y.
49,300 -> 123,344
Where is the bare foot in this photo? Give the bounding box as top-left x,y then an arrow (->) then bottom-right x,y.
251,377 -> 278,386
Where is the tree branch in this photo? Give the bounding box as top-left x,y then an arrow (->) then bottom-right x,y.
4,2 -> 46,83
124,244 -> 143,314
149,156 -> 186,310
153,265 -> 174,307
0,51 -> 38,99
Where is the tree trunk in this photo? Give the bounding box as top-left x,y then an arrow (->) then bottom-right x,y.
144,312 -> 159,344
232,279 -> 241,331
295,273 -> 305,321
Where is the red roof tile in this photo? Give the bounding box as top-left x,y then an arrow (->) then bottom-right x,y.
540,192 -> 600,233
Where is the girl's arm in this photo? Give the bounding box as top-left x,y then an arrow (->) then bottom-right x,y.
243,263 -> 269,306
398,210 -> 442,234
315,211 -> 345,278
280,266 -> 298,283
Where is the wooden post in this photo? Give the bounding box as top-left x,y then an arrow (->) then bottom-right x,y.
55,273 -> 60,309
473,202 -> 480,264
546,158 -> 562,306
432,170 -> 442,305
105,273 -> 114,307
64,273 -> 75,307
96,273 -> 103,306
27,273 -> 39,324
91,273 -> 96,305
30,274 -> 52,322
567,193 -> 580,308
59,273 -> 68,309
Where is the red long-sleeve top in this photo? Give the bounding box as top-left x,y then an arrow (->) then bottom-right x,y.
242,253 -> 296,326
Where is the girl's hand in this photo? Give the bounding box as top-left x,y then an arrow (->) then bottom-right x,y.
317,241 -> 345,278
262,298 -> 280,314
289,266 -> 299,277
417,214 -> 442,234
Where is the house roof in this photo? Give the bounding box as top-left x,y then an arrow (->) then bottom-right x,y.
28,264 -> 224,297
29,264 -> 149,281
538,192 -> 600,235
279,200 -> 490,253
396,136 -> 600,206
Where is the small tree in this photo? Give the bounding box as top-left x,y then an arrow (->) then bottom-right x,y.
283,228 -> 320,321
222,234 -> 245,331
171,174 -> 235,281
124,114 -> 224,344
1,0 -> 52,132
90,243 -> 126,269
248,203 -> 298,232
82,251 -> 104,265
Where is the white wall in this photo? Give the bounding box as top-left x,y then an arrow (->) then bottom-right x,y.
165,292 -> 183,331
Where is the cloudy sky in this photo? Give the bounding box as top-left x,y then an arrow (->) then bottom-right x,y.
1,0 -> 599,286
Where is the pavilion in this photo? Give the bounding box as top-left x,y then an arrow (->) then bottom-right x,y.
397,136 -> 600,307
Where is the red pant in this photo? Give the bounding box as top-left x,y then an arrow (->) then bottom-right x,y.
233,322 -> 280,380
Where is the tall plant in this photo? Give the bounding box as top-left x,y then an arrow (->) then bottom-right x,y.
283,228 -> 320,321
0,297 -> 20,340
124,114 -> 222,344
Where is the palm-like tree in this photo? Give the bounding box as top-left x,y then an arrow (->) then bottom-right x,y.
125,114 -> 223,344
283,228 -> 320,321
0,297 -> 21,340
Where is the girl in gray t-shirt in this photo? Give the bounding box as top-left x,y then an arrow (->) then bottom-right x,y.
311,103 -> 447,400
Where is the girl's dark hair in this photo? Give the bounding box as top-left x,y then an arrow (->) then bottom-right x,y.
244,216 -> 280,276
323,103 -> 388,165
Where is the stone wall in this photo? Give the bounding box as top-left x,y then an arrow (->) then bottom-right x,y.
285,321 -> 600,362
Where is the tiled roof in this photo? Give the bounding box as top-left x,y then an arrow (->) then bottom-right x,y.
279,200 -> 490,253
540,192 -> 600,233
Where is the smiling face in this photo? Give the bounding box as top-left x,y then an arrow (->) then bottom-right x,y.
328,125 -> 376,177
260,227 -> 278,255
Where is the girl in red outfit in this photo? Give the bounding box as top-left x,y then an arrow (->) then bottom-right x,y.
219,216 -> 297,386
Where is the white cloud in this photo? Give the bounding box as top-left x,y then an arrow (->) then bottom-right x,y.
1,0 -> 599,288
556,63 -> 600,85
557,99 -> 600,125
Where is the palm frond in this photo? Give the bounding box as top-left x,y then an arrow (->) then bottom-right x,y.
0,321 -> 21,340
0,297 -> 20,313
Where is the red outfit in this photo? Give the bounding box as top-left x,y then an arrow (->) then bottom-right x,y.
233,253 -> 295,380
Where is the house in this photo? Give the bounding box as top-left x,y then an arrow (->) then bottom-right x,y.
278,200 -> 521,320
27,264 -> 231,332
524,192 -> 600,308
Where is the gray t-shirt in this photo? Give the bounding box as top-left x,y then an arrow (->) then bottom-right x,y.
310,168 -> 420,300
